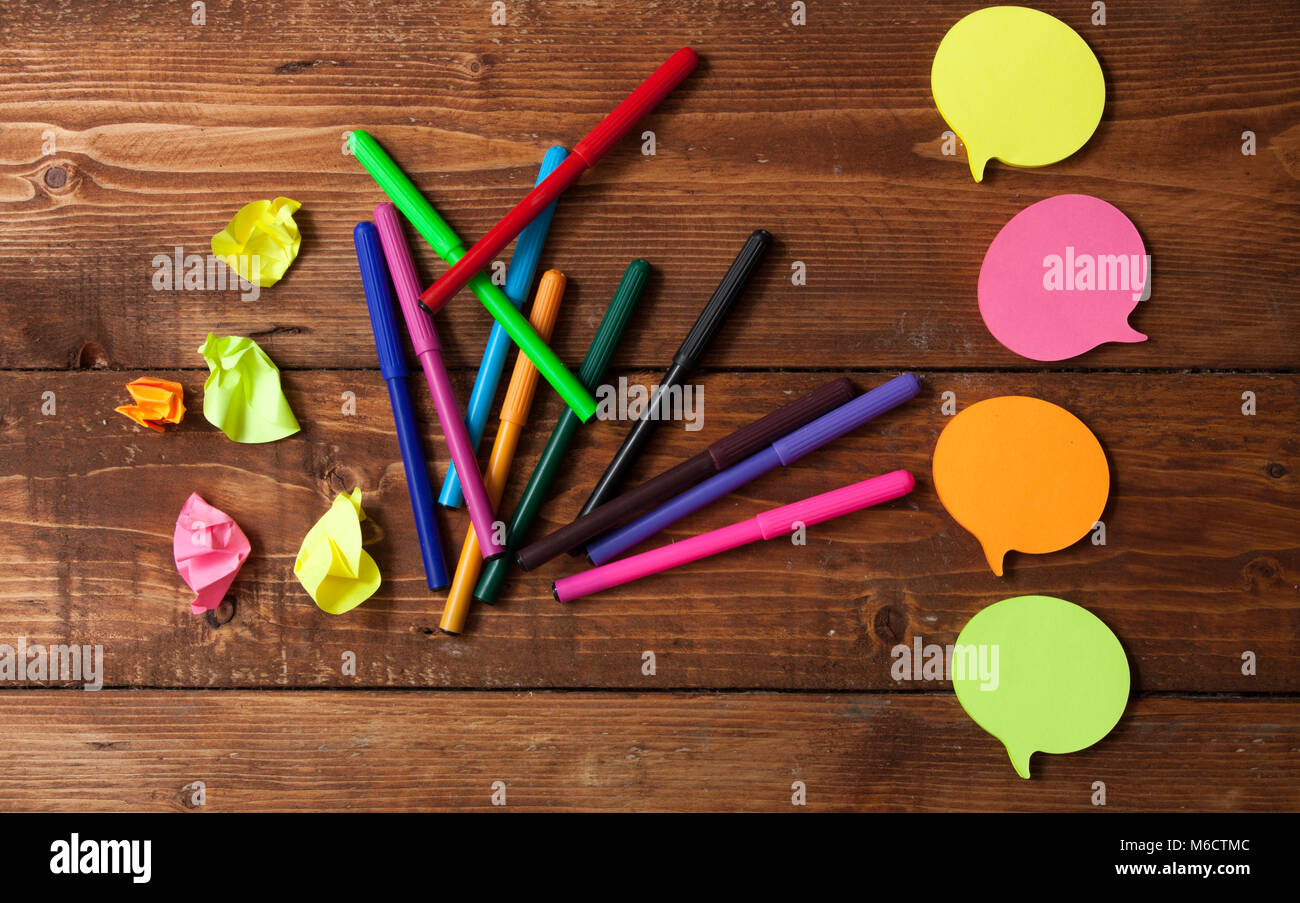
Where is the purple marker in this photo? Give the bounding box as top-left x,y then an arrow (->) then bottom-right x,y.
584,373 -> 922,565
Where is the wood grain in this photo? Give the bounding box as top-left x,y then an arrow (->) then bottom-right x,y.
0,1 -> 1295,370
1,370 -> 1293,691
0,0 -> 1295,812
0,690 -> 1292,812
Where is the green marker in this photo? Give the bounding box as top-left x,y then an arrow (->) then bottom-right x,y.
473,259 -> 649,604
349,129 -> 597,421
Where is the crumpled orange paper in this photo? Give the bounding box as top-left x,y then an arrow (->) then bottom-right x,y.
115,377 -> 185,432
211,196 -> 303,287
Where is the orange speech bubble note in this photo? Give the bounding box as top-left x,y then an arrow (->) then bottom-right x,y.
932,396 -> 1108,575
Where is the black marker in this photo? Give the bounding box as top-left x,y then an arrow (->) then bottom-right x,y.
572,229 -> 772,537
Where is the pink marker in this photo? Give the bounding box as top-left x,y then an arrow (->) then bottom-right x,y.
374,202 -> 504,560
552,470 -> 915,602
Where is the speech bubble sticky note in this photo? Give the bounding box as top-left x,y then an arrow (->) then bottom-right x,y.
931,6 -> 1105,181
953,595 -> 1130,778
932,396 -> 1108,575
979,194 -> 1148,361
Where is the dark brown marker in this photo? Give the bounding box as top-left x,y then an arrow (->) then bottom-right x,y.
515,376 -> 856,570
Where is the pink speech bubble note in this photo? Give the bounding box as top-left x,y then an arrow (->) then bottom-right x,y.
978,194 -> 1148,361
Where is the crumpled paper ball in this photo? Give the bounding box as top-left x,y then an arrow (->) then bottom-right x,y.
174,492 -> 250,614
198,333 -> 300,444
294,488 -> 382,614
115,376 -> 185,432
211,196 -> 303,287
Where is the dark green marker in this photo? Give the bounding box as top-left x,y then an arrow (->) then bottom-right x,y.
473,259 -> 650,605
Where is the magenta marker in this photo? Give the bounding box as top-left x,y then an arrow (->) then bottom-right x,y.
374,202 -> 504,560
553,470 -> 915,602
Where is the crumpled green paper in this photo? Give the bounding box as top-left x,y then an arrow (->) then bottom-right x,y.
295,488 -> 382,614
211,196 -> 302,287
198,333 -> 300,443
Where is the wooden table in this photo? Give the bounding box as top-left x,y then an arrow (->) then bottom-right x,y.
0,0 -> 1295,811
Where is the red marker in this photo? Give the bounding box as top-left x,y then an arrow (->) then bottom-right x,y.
419,47 -> 698,312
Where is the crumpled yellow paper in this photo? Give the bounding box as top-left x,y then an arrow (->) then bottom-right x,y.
115,376 -> 185,432
211,196 -> 303,287
198,333 -> 300,443
294,488 -> 382,614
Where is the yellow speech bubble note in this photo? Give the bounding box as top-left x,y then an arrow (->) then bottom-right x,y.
932,396 -> 1109,575
953,595 -> 1130,778
931,6 -> 1105,181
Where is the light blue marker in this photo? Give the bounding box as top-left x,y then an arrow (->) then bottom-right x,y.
439,144 -> 569,507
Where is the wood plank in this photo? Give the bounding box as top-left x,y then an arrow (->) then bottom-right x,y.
0,1 -> 1295,370
1,370 -> 1294,691
0,690 -> 1292,812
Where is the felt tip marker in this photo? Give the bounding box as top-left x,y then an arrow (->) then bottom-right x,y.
350,129 -> 596,421
441,271 -> 566,634
585,373 -> 922,566
419,47 -> 699,313
441,145 -> 569,508
371,203 -> 504,560
473,260 -> 649,606
352,221 -> 450,588
573,228 -> 771,530
514,376 -> 856,571
553,470 -> 916,602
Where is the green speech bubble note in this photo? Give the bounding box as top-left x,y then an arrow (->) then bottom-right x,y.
931,6 -> 1105,181
952,595 -> 1129,778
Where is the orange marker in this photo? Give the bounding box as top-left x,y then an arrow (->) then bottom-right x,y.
440,270 -> 566,634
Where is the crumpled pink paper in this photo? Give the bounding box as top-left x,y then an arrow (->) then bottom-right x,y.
173,492 -> 251,614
